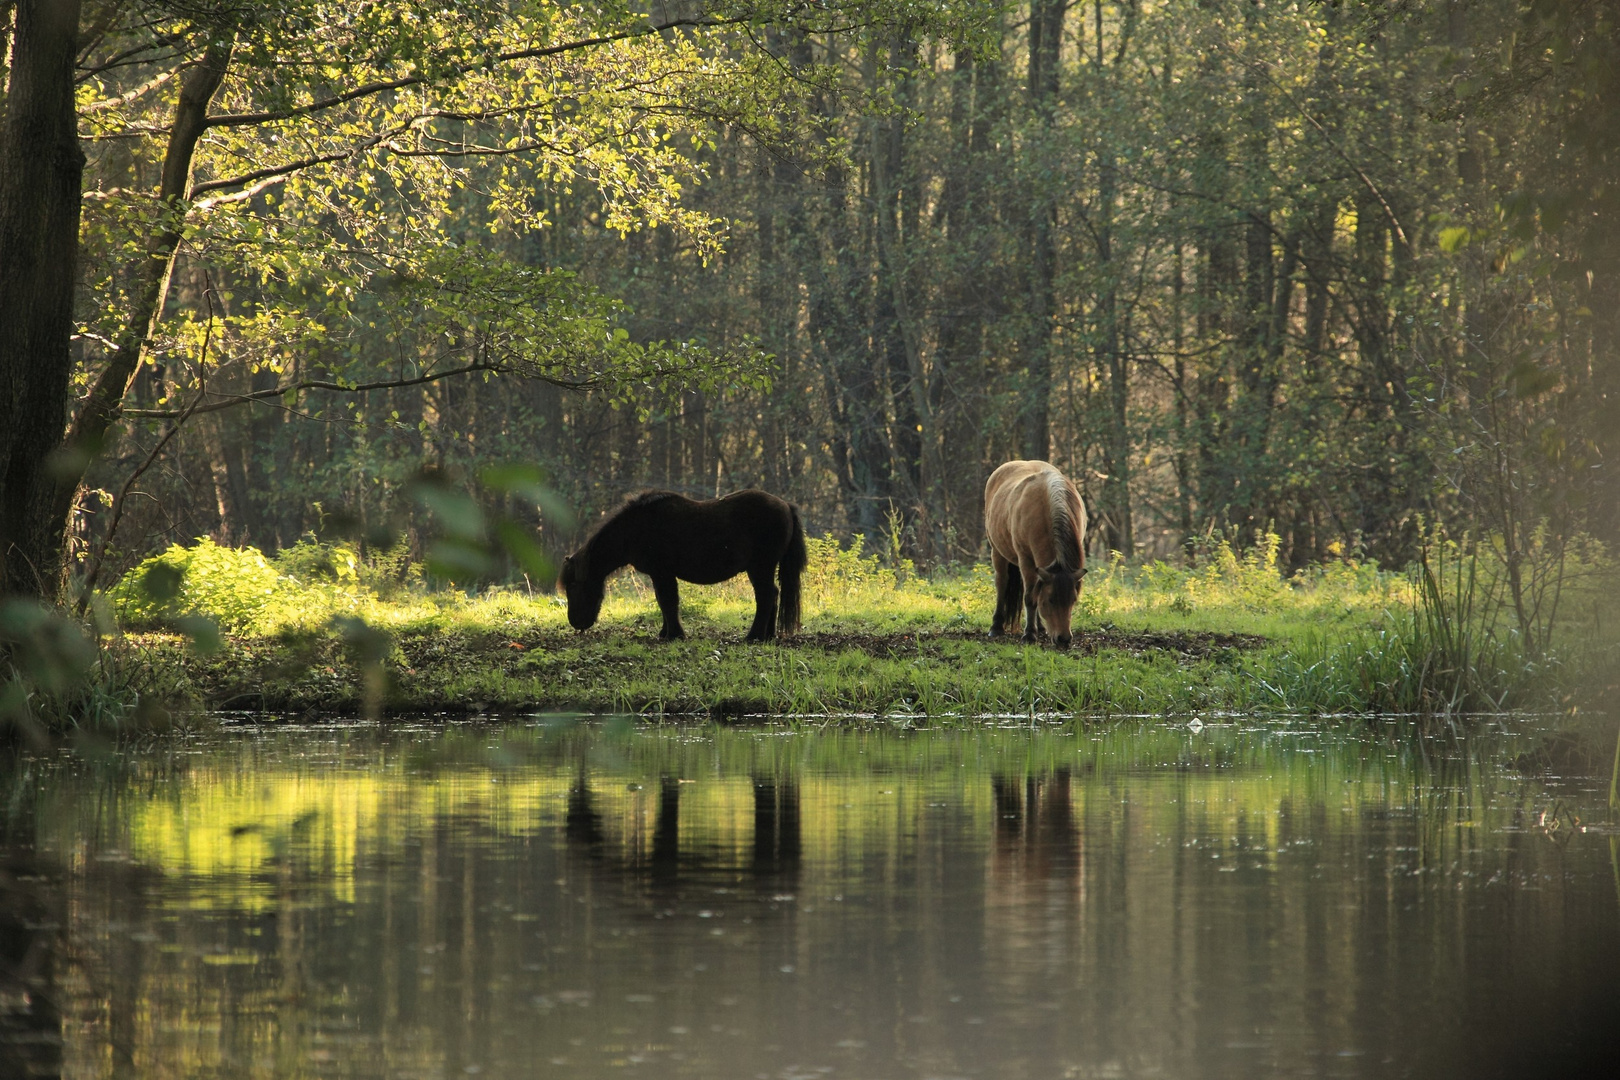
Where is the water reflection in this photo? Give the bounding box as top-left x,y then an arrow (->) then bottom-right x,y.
3,718 -> 1617,1079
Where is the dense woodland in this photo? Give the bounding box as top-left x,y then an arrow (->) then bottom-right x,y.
2,0 -> 1615,600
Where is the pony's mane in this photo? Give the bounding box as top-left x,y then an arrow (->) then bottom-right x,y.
1046,472 -> 1082,571
622,489 -> 679,510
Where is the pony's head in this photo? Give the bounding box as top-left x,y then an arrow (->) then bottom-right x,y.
558,552 -> 604,631
1033,562 -> 1086,648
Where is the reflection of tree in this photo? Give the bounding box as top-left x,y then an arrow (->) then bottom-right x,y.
1,833 -> 63,1078
96,859 -> 166,1080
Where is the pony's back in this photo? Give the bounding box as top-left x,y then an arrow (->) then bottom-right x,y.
985,460 -> 1085,572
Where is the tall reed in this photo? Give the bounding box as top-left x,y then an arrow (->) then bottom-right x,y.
1410,541 -> 1508,713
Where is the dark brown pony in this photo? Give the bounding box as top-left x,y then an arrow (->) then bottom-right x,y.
983,460 -> 1088,648
558,489 -> 807,641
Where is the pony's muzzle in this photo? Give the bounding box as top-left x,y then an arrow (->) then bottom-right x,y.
1054,633 -> 1072,649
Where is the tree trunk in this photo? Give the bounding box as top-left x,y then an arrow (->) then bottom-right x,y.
1019,0 -> 1065,463
816,147 -> 889,539
935,43 -> 1000,559
0,0 -> 84,599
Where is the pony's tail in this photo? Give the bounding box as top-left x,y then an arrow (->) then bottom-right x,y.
778,506 -> 807,636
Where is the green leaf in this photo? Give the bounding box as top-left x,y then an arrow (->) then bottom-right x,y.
494,520 -> 554,581
142,563 -> 185,604
173,614 -> 223,656
1437,226 -> 1471,253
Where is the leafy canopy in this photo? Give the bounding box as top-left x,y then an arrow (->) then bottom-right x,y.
74,1 -> 996,403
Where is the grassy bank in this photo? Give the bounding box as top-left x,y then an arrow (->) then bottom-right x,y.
91,534 -> 1616,721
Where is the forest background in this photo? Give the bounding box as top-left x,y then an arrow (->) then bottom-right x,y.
1,0 -> 1615,647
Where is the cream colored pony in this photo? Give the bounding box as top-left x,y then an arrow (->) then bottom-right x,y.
983,460 -> 1088,647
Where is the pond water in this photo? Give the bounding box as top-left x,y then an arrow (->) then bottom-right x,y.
4,716 -> 1618,1079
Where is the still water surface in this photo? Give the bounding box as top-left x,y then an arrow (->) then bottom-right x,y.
12,717 -> 1620,1079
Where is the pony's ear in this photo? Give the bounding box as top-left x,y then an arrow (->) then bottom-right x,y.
1036,564 -> 1055,583
1077,565 -> 1089,577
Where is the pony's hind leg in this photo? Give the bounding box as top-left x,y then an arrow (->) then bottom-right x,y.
744,565 -> 780,642
989,552 -> 1007,635
1004,564 -> 1025,636
651,575 -> 685,640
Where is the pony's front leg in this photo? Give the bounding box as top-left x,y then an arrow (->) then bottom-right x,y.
651,575 -> 685,640
744,566 -> 779,642
1020,567 -> 1041,644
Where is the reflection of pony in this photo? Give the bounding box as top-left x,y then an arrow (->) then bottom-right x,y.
558,489 -> 806,642
983,460 -> 1087,648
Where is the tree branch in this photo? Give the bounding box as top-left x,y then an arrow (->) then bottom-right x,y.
187,136 -> 384,199
80,66 -> 178,113
203,16 -> 744,130
74,282 -> 219,612
120,361 -> 508,419
1249,59 -> 1413,255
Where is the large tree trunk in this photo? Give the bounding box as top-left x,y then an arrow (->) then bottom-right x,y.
1,24 -> 230,600
0,0 -> 84,599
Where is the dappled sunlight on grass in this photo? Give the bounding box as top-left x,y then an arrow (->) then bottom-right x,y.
106,533 -> 1411,643
99,534 -> 1612,718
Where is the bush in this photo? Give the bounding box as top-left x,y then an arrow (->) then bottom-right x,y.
109,538 -> 295,633
107,537 -> 412,634
272,537 -> 360,584
803,533 -> 905,600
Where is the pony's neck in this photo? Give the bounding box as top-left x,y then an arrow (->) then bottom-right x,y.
582,515 -> 631,579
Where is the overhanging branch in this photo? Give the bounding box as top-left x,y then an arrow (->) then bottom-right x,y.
121,361 -> 508,419
202,16 -> 745,130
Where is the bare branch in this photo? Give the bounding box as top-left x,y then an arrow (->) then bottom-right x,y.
121,362 -> 508,419
75,278 -> 220,611
1248,59 -> 1413,255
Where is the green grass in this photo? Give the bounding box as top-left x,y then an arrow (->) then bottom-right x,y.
92,533 -> 1617,721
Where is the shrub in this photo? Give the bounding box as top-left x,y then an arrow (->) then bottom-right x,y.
272,537 -> 360,584
803,533 -> 904,601
109,538 -> 296,633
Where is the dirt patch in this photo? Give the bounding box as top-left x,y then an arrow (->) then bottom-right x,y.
783,627 -> 1267,659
